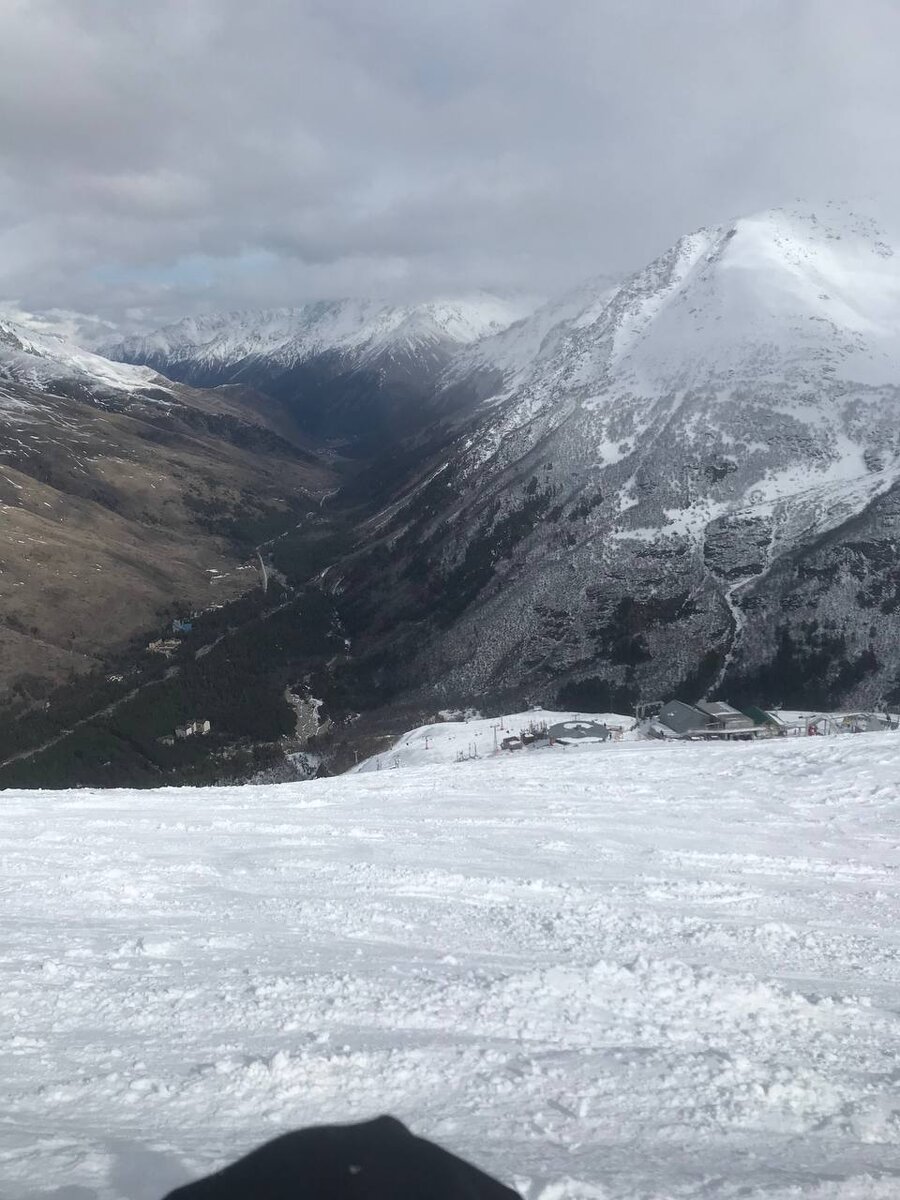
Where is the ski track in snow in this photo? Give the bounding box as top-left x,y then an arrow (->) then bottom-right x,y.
2,734 -> 900,1199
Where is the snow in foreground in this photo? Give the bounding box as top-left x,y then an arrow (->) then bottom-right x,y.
2,734 -> 900,1199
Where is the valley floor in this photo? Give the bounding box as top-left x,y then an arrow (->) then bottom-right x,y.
2,734 -> 900,1199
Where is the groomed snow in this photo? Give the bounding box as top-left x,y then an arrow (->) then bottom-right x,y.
3,733 -> 900,1199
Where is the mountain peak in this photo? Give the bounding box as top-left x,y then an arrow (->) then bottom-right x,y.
450,203 -> 900,414
619,201 -> 900,389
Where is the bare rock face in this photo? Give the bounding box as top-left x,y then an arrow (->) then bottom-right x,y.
703,515 -> 773,581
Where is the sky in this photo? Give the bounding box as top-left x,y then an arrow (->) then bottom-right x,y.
2,0 -> 899,335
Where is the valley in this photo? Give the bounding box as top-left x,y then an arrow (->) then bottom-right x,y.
5,204 -> 900,787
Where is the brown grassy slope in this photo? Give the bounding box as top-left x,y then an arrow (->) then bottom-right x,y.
0,380 -> 335,698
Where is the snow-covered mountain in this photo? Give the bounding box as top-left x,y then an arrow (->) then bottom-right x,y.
0,315 -> 169,398
102,295 -> 538,447
334,204 -> 900,711
104,295 -> 535,373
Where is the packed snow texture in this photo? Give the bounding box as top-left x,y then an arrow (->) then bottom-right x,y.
2,731 -> 900,1199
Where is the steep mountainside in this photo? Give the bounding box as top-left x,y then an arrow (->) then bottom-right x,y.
0,322 -> 334,700
328,205 -> 900,712
102,296 -> 536,449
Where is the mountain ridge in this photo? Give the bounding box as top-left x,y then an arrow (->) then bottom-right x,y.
322,203 -> 900,713
0,315 -> 170,398
102,294 -> 536,375
100,294 -> 538,449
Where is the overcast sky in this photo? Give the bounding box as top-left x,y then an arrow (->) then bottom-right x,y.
2,0 -> 899,332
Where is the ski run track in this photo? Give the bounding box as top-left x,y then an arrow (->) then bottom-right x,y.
2,724 -> 900,1200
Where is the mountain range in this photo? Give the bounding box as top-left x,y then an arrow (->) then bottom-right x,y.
3,201 -> 900,781
103,296 -> 536,450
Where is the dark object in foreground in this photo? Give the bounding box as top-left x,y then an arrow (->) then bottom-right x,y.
164,1115 -> 521,1200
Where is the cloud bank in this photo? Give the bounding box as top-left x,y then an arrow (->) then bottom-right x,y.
2,0 -> 898,330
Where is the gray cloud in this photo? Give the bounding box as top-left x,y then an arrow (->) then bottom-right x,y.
2,0 -> 899,330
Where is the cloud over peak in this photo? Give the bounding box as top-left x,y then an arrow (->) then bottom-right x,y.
2,0 -> 899,331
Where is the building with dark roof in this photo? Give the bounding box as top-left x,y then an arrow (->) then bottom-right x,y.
657,700 -> 712,736
694,700 -> 755,731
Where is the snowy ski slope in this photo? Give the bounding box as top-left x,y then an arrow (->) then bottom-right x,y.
353,708 -> 635,771
2,732 -> 900,1199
